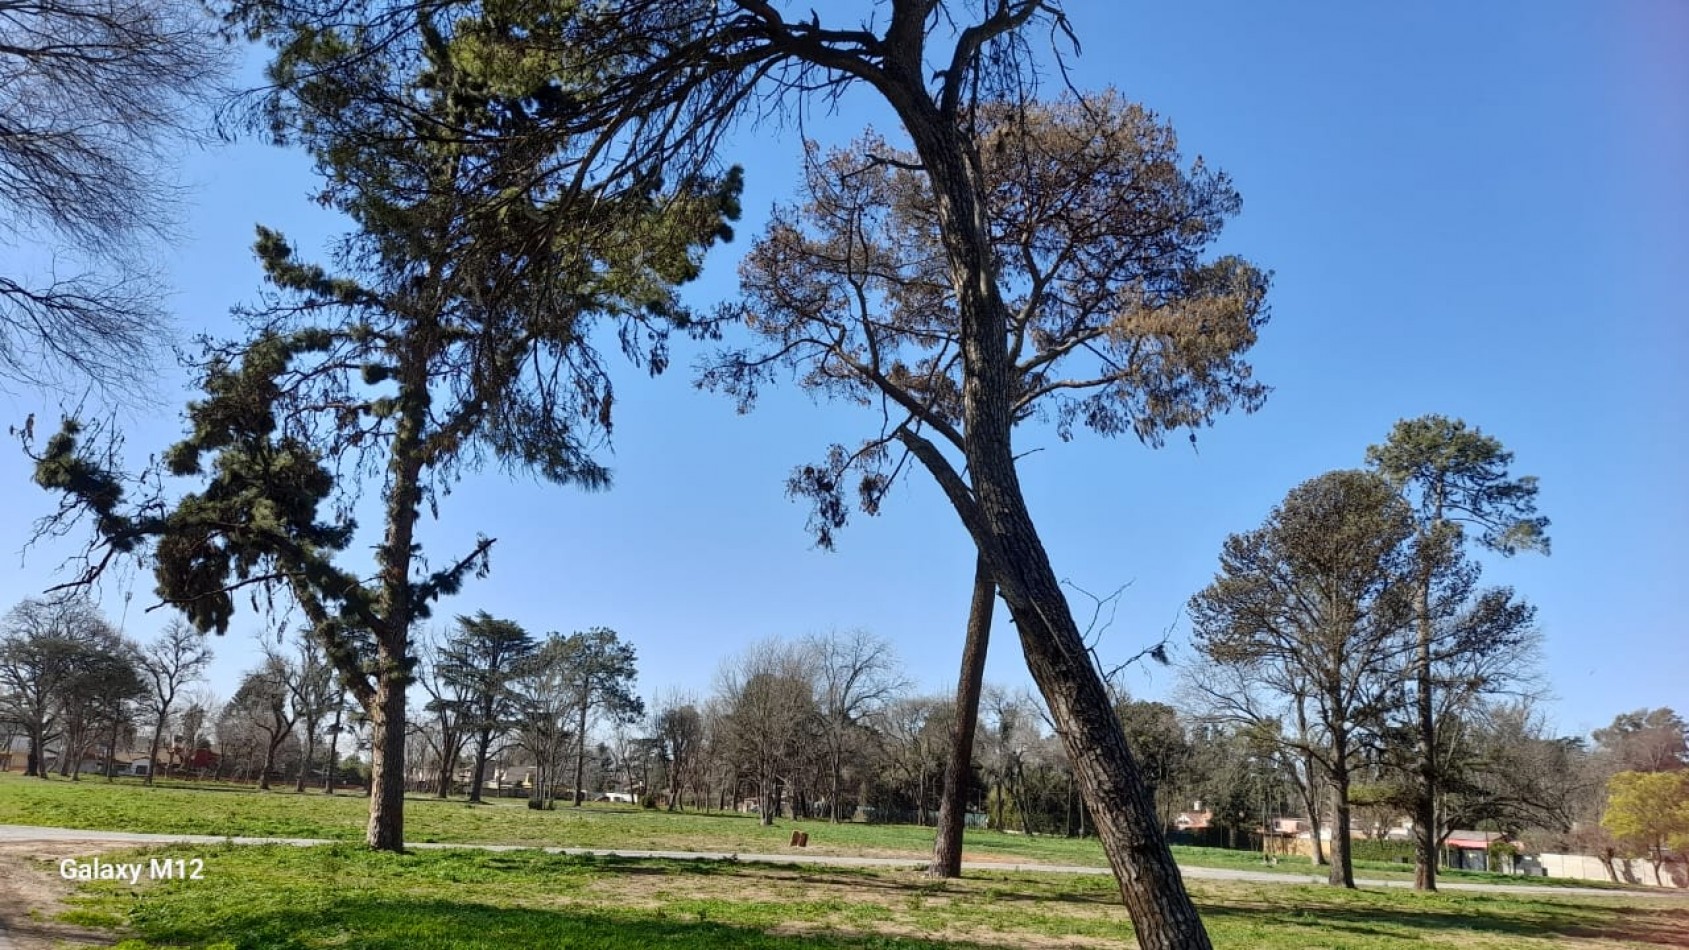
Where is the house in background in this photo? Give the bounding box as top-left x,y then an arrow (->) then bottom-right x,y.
0,735 -> 29,771
1174,801 -> 1213,831
1444,830 -> 1510,872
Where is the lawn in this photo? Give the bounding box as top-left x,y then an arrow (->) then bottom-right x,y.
50,844 -> 1689,950
0,772 -> 1632,889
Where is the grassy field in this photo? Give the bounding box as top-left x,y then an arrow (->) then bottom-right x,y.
48,844 -> 1689,949
0,772 -> 1631,889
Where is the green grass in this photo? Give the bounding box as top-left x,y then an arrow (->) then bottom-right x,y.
52,844 -> 1689,949
0,772 -> 1638,889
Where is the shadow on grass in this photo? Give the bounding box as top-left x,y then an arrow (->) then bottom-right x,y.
1198,896 -> 1689,947
119,896 -> 1010,950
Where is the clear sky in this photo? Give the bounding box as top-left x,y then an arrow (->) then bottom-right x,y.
1,0 -> 1683,741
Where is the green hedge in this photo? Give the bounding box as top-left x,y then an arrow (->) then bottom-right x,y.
1349,839 -> 1416,863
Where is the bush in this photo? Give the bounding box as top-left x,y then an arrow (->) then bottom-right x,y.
1350,839 -> 1416,863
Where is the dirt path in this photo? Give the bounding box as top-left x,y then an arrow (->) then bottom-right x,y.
0,841 -> 113,950
4,822 -> 1681,902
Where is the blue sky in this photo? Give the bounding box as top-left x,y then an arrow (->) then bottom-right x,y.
1,0 -> 1683,741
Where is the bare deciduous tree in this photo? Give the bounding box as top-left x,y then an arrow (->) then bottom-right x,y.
0,0 -> 227,392
806,629 -> 906,823
135,618 -> 212,786
718,640 -> 819,827
285,640 -> 337,793
227,654 -> 299,790
0,596 -> 118,776
650,692 -> 704,812
513,634 -> 577,809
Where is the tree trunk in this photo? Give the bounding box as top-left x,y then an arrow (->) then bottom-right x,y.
436,741 -> 454,798
363,325 -> 434,848
298,734 -> 317,794
930,555 -> 993,877
529,758 -> 548,809
1327,762 -> 1355,888
1293,757 -> 1327,866
829,747 -> 843,823
573,695 -> 589,806
1015,759 -> 1032,836
26,729 -> 42,777
1307,807 -> 1327,867
324,700 -> 342,794
146,720 -> 165,788
258,735 -> 277,791
759,767 -> 774,827
885,101 -> 1212,949
952,442 -> 1212,945
1411,569 -> 1439,891
104,723 -> 119,780
365,648 -> 408,850
468,732 -> 490,803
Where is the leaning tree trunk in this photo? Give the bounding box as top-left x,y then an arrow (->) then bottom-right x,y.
1306,796 -> 1327,867
1293,752 -> 1327,866
877,92 -> 1214,949
984,522 -> 1215,948
924,409 -> 1213,946
930,555 -> 994,877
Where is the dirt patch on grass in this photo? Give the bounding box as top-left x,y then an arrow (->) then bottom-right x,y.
0,841 -> 116,948
570,861 -> 1137,946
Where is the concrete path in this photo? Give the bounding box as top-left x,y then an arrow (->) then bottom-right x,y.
2,822 -> 1680,901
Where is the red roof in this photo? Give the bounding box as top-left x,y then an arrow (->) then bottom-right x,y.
1445,831 -> 1503,850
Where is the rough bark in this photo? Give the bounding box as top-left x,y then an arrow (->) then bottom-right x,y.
364,331 -> 429,849
468,732 -> 491,803
1327,751 -> 1356,888
890,98 -> 1212,947
366,654 -> 408,848
929,558 -> 993,876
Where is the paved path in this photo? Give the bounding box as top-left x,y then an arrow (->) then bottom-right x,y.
2,823 -> 1680,901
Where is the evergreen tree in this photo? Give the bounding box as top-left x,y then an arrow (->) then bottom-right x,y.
1367,415 -> 1549,890
28,11 -> 738,848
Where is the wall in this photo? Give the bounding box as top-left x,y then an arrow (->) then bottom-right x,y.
1537,852 -> 1687,889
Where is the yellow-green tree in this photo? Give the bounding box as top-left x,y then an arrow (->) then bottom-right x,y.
1601,770 -> 1689,886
